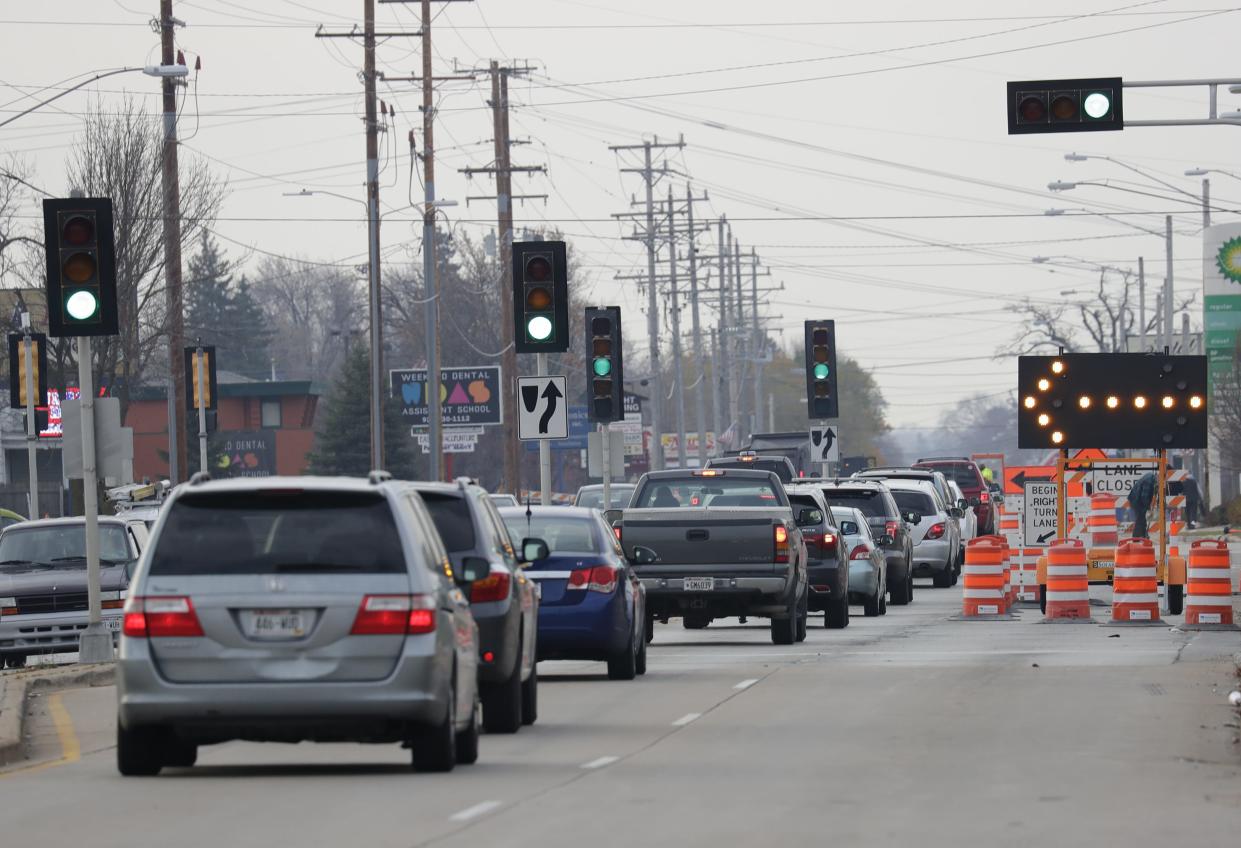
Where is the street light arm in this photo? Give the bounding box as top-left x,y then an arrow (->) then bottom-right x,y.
0,67 -> 142,130
1090,155 -> 1206,205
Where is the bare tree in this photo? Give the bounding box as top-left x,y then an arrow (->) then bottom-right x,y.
0,156 -> 44,284
1006,269 -> 1195,355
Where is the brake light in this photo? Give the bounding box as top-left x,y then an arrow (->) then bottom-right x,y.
850,544 -> 872,561
613,525 -> 622,542
885,520 -> 899,538
122,596 -> 204,638
774,524 -> 790,563
469,571 -> 511,603
351,594 -> 437,635
565,565 -> 619,594
979,491 -> 990,504
927,522 -> 946,540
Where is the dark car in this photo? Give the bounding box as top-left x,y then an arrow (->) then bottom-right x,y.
0,516 -> 148,668
409,479 -> 539,733
913,457 -> 995,535
499,506 -> 646,680
808,479 -> 914,606
784,484 -> 848,628
706,451 -> 798,484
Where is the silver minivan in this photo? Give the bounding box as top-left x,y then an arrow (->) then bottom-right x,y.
116,474 -> 483,775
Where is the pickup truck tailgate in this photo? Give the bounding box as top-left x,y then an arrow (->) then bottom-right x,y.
622,509 -> 777,565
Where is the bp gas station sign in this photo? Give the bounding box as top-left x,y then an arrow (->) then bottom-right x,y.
1204,224 -> 1241,401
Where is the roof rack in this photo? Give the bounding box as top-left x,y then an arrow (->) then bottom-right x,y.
914,456 -> 970,463
368,470 -> 393,484
188,471 -> 212,486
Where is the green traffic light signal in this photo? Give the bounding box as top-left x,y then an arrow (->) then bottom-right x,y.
527,315 -> 553,341
813,363 -> 829,380
593,357 -> 611,377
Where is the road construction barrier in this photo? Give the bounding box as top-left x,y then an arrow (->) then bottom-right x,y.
1088,494 -> 1118,547
1184,540 -> 1234,626
962,537 -> 1008,617
1045,539 -> 1090,620
1018,548 -> 1042,603
1112,538 -> 1161,623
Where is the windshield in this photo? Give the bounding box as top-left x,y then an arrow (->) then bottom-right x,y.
819,489 -> 891,519
149,491 -> 405,575
500,515 -> 601,554
575,486 -> 635,509
634,476 -> 787,508
421,493 -> 477,553
0,525 -> 131,565
891,490 -> 937,516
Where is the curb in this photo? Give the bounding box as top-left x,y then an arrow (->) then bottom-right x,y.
0,663 -> 116,768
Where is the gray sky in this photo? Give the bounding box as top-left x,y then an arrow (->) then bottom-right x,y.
4,0 -> 1239,429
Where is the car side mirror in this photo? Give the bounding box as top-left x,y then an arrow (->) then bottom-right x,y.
459,556 -> 492,583
603,508 -> 624,526
876,534 -> 894,546
969,496 -> 980,507
957,498 -> 969,510
949,507 -> 964,519
796,508 -> 823,526
839,520 -> 858,535
521,537 -> 550,563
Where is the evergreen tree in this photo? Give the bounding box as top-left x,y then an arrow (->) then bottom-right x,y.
307,341 -> 415,478
186,232 -> 273,379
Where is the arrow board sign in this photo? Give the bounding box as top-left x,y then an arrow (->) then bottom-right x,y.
1023,480 -> 1058,547
518,376 -> 568,441
809,424 -> 839,463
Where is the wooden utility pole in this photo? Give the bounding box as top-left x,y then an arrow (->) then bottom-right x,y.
365,0 -> 384,471
159,0 -> 187,482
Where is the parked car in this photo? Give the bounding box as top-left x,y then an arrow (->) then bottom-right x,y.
0,516 -> 149,668
409,479 -> 539,733
828,505 -> 888,617
883,479 -> 962,588
810,479 -> 915,606
573,483 -> 637,510
489,493 -> 520,508
616,468 -> 808,645
785,484 -> 848,628
116,474 -> 483,775
498,506 -> 646,680
913,456 -> 995,535
705,451 -> 798,484
946,480 -> 978,559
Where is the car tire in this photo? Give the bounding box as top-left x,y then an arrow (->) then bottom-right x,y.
520,663 -> 538,726
116,722 -> 164,777
455,696 -> 480,766
1167,583 -> 1184,616
607,629 -> 638,680
889,570 -> 912,606
683,614 -> 710,630
164,739 -> 198,768
795,593 -> 808,642
878,583 -> 888,616
825,592 -> 849,629
412,692 -> 457,773
482,650 -> 523,734
644,612 -> 655,644
635,629 -> 648,675
1039,585 -> 1047,615
863,588 -> 882,617
933,568 -> 953,588
771,596 -> 797,645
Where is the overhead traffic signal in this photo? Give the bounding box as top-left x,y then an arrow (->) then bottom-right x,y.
1007,78 -> 1123,134
1017,353 -> 1207,449
585,306 -> 623,421
513,240 -> 569,353
804,319 -> 839,419
41,197 -> 119,337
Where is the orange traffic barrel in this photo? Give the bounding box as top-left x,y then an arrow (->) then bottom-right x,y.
1112,537 -> 1160,623
973,535 -> 1012,611
1184,540 -> 1234,625
1087,494 -> 1118,548
1046,538 -> 1090,620
962,537 -> 1008,616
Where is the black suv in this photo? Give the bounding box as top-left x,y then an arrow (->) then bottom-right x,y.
408,479 -> 540,733
706,452 -> 798,484
806,479 -> 914,605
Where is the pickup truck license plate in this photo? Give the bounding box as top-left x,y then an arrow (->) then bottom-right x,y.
242,609 -> 309,639
103,618 -> 122,632
683,577 -> 714,591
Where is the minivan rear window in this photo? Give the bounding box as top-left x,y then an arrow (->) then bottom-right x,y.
917,463 -> 980,489
891,490 -> 937,516
149,491 -> 406,575
819,489 -> 890,518
420,493 -> 477,553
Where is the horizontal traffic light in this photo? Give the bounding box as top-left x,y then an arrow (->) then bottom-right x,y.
513,241 -> 569,353
1007,78 -> 1123,134
42,198 -> 119,337
1017,354 -> 1207,449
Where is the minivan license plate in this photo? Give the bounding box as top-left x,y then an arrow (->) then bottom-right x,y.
243,609 -> 308,639
683,577 -> 714,591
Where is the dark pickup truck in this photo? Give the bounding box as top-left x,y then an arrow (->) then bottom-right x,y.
615,468 -> 808,645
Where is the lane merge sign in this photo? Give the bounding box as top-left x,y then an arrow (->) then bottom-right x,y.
1024,480 -> 1058,546
518,375 -> 568,440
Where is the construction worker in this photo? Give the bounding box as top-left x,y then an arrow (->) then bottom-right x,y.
1127,471 -> 1157,539
980,464 -> 994,484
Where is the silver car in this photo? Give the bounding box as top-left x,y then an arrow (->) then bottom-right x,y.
573,483 -> 636,510
116,474 -> 483,775
829,506 -> 888,617
884,480 -> 961,588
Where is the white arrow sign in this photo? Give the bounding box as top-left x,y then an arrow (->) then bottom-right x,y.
518,376 -> 568,441
809,424 -> 839,463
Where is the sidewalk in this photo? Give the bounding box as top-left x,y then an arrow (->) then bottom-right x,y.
0,663 -> 115,767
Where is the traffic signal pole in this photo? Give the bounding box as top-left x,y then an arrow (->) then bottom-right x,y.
76,335 -> 111,664
196,344 -> 208,474
22,326 -> 38,518
538,352 -> 550,505
159,0 -> 188,483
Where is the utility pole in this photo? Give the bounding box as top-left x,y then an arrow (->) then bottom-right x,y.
666,186 -> 687,468
685,184 -> 708,467
750,249 -> 770,434
461,60 -> 543,495
1164,215 -> 1174,353
1138,256 -> 1147,348
709,327 -> 723,446
717,216 -> 732,444
610,137 -> 683,471
159,0 -> 187,483
730,235 -> 743,438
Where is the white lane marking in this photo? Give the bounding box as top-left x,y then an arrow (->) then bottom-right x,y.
449,801 -> 503,822
734,678 -> 759,690
581,756 -> 620,770
672,712 -> 702,727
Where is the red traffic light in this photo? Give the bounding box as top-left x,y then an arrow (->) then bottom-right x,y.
1018,94 -> 1047,123
525,255 -> 552,283
61,215 -> 95,246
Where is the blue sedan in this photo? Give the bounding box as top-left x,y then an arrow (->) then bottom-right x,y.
499,506 -> 646,680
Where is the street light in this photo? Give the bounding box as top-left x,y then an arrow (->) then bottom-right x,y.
1065,152 -> 1204,204
1185,166 -> 1241,182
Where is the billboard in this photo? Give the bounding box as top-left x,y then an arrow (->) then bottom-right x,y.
1203,223 -> 1241,401
390,366 -> 503,427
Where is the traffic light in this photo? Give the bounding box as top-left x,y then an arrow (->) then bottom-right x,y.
41,198 -> 119,337
1007,78 -> 1123,134
804,319 -> 839,419
585,306 -> 623,421
1017,353 -> 1208,449
8,333 -> 47,409
513,240 -> 569,353
183,346 -> 218,411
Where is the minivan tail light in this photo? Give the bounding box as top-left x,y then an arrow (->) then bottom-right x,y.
850,544 -> 872,561
884,520 -> 899,539
927,522 -> 946,540
774,524 -> 790,563
979,491 -> 991,504
351,594 -> 436,635
123,596 -> 203,638
566,565 -> 618,594
469,571 -> 511,604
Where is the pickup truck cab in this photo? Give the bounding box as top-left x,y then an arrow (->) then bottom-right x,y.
616,468 -> 808,645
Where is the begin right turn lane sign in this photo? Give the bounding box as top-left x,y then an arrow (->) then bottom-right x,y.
1024,480 -> 1058,546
